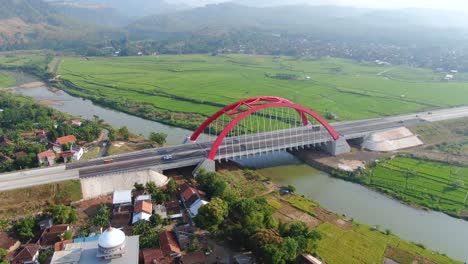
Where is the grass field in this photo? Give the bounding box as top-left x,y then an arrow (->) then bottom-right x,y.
370,157 -> 468,217
315,222 -> 460,264
55,54 -> 468,129
0,180 -> 82,218
0,71 -> 15,88
267,192 -> 459,263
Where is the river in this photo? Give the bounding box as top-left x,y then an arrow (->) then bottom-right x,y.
7,73 -> 468,262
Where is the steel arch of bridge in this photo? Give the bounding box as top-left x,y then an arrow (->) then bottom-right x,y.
190,96 -> 340,160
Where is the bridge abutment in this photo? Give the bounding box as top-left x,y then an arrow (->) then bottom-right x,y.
321,137 -> 351,156
193,158 -> 216,177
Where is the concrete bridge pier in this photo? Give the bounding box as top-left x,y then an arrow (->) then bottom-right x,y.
193,158 -> 216,177
321,137 -> 351,156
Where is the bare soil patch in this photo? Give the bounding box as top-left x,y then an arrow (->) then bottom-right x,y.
314,207 -> 353,230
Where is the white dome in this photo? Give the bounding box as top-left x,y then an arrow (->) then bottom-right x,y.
98,227 -> 126,249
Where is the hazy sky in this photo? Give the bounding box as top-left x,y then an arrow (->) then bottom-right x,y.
169,0 -> 468,12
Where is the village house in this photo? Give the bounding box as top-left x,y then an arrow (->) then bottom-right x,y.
52,135 -> 78,154
37,149 -> 56,166
164,201 -> 183,219
59,147 -> 84,162
132,200 -> 152,224
113,190 -> 132,207
180,186 -> 208,218
0,135 -> 14,148
139,248 -> 171,264
173,224 -> 194,250
0,154 -> 12,163
38,224 -> 71,247
14,151 -> 27,159
153,204 -> 168,219
111,204 -> 133,228
0,232 -> 20,260
160,230 -> 181,259
11,245 -> 41,264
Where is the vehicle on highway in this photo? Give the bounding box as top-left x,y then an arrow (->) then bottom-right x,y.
103,159 -> 113,164
162,155 -> 173,160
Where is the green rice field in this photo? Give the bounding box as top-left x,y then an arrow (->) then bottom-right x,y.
371,157 -> 468,217
0,72 -> 14,88
55,54 -> 468,129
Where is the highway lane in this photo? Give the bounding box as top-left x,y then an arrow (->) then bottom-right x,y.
0,105 -> 465,189
66,105 -> 468,175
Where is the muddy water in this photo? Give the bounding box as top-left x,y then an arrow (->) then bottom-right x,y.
12,86 -> 195,145
236,152 -> 468,262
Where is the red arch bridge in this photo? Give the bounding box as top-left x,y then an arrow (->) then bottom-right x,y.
188,96 -> 344,161
69,95 -> 438,178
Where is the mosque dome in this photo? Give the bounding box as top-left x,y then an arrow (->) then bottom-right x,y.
98,227 -> 126,249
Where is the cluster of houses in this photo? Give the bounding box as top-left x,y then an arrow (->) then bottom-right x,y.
37,134 -> 84,166
0,219 -> 72,264
0,176 -> 211,264
105,180 -> 209,263
0,119 -> 85,167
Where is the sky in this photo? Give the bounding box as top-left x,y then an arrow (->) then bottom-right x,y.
168,0 -> 468,12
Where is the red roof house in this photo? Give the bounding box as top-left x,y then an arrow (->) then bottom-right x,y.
160,231 -> 181,258
55,135 -> 77,145
15,151 -> 27,159
38,224 -> 70,247
11,245 -> 41,264
140,248 -> 172,264
0,135 -> 13,147
37,150 -> 56,166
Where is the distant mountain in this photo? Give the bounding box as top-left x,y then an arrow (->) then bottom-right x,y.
128,3 -> 468,44
48,1 -> 131,27
0,0 -> 124,50
49,0 -> 190,17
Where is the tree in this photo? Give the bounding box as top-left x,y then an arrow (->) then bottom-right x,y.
166,179 -> 177,195
15,217 -> 36,241
0,248 -> 7,260
196,170 -> 227,198
134,182 -> 145,191
149,132 -> 167,145
118,126 -> 129,141
49,204 -> 78,224
149,214 -> 162,227
132,221 -> 161,248
194,198 -> 228,233
63,230 -> 73,240
91,205 -> 111,232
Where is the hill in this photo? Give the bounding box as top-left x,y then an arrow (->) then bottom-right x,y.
49,0 -> 189,17
0,0 -> 125,51
48,1 -> 131,27
128,3 -> 468,45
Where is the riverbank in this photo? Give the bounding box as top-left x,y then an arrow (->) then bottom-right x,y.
2,64 -> 468,261
291,147 -> 468,220
216,161 -> 461,263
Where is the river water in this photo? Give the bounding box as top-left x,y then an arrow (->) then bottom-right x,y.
8,73 -> 468,262
12,85 -> 194,145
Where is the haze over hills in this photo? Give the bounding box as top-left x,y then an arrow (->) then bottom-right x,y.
0,0 -> 124,50
47,0 -> 190,17
128,3 -> 468,45
48,1 -> 131,27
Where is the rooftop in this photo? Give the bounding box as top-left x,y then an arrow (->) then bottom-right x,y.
37,149 -> 56,159
160,231 -> 181,257
56,135 -> 77,145
51,235 -> 139,264
134,200 -> 152,214
113,190 -> 132,205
